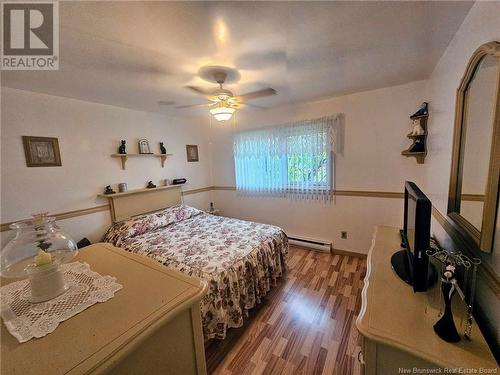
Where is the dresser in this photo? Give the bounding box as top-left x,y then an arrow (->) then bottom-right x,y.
1,243 -> 208,375
356,226 -> 497,374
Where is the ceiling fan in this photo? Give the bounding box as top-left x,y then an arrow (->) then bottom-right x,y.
176,71 -> 277,122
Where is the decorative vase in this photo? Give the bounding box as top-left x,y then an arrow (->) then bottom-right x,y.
1,213 -> 78,302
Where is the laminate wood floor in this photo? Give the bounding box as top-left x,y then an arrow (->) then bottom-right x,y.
206,246 -> 367,375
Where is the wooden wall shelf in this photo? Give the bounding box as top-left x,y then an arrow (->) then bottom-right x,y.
98,185 -> 181,198
401,151 -> 426,164
401,114 -> 428,164
111,153 -> 173,170
406,133 -> 427,139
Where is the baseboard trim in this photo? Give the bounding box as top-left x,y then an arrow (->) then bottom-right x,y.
332,247 -> 368,258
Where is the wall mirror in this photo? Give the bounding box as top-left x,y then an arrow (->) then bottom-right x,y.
448,41 -> 500,253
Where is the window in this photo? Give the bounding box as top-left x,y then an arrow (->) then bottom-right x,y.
234,116 -> 338,200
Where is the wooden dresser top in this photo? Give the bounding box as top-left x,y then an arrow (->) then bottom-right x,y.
356,226 -> 496,369
1,243 -> 207,375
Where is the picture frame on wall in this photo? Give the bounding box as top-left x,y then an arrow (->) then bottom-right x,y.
22,136 -> 62,167
186,145 -> 199,162
138,138 -> 152,154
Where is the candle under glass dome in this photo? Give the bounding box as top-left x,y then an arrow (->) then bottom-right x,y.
1,213 -> 78,302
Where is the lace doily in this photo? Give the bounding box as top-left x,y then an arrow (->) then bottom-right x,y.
0,262 -> 122,343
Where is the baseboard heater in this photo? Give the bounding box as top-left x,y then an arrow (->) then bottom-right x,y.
288,235 -> 332,253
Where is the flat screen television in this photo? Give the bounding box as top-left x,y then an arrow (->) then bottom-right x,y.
391,181 -> 437,292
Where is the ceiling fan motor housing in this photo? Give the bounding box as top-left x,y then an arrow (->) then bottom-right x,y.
214,71 -> 227,84
211,88 -> 233,101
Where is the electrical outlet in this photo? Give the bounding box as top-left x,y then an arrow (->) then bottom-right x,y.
341,231 -> 348,239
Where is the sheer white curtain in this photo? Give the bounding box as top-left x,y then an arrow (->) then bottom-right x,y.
234,115 -> 342,200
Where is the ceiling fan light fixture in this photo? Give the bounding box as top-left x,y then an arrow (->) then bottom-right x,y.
181,69 -> 276,121
210,102 -> 236,122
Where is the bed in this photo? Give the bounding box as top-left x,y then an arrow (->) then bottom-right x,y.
101,186 -> 288,340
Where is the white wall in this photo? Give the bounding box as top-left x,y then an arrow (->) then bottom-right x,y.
0,88 -> 212,245
422,1 -> 500,349
210,80 -> 428,254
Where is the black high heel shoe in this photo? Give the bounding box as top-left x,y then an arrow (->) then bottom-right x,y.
407,139 -> 425,153
410,102 -> 429,119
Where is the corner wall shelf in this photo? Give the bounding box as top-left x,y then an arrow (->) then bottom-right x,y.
406,132 -> 427,139
111,153 -> 173,170
401,151 -> 426,164
401,114 -> 428,164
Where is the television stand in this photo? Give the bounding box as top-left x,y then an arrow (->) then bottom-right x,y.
390,249 -> 438,288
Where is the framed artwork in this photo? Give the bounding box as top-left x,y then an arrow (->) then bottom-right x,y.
186,145 -> 199,162
138,138 -> 152,154
22,136 -> 62,167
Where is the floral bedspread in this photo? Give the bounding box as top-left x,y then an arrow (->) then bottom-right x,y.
103,205 -> 288,340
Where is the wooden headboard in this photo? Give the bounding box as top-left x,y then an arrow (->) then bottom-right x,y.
99,185 -> 182,222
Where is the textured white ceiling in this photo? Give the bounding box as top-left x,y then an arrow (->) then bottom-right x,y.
1,1 -> 473,114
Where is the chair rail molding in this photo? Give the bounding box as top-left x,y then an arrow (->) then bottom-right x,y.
1,186 -> 486,232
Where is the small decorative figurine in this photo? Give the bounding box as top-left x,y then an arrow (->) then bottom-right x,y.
433,264 -> 461,343
159,142 -> 167,154
409,120 -> 425,136
138,139 -> 152,154
410,102 -> 429,119
104,185 -> 116,195
172,178 -> 187,185
118,140 -> 127,154
146,181 -> 156,189
407,139 -> 425,153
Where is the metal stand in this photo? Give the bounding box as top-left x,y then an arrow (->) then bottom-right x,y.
427,246 -> 481,340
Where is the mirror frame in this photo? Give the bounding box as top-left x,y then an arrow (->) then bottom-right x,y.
447,41 -> 500,253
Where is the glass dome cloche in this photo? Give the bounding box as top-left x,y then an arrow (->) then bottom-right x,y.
1,213 -> 78,302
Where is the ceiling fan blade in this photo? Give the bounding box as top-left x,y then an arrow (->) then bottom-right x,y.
185,86 -> 212,96
236,88 -> 277,101
235,102 -> 265,109
158,100 -> 175,106
175,103 -> 213,109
